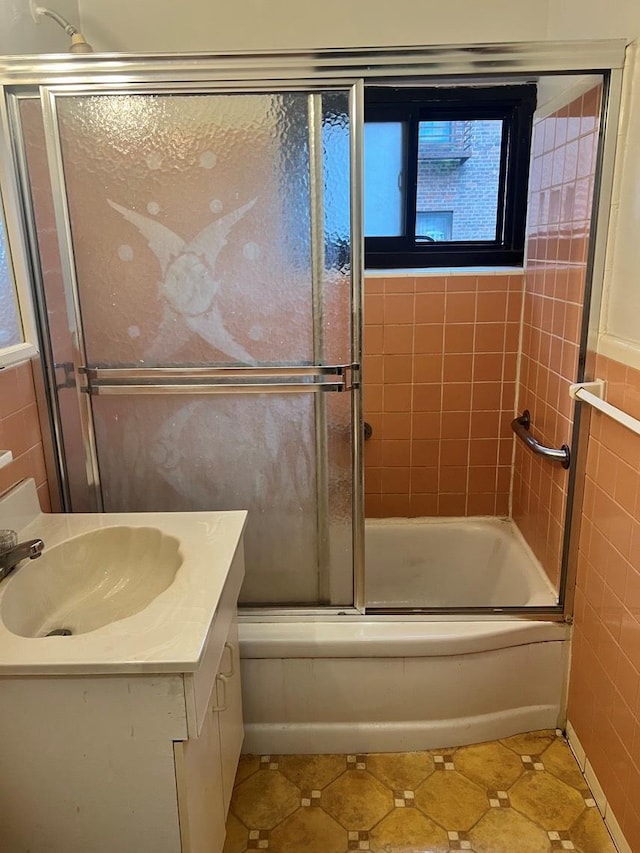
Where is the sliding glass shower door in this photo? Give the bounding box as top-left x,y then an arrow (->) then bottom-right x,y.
17,86 -> 360,607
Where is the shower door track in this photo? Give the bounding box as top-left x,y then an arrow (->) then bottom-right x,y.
237,606 -> 569,621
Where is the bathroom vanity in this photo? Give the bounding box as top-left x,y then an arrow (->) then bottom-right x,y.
0,479 -> 246,853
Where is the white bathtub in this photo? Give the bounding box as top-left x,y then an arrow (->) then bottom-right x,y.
364,517 -> 557,608
238,517 -> 569,755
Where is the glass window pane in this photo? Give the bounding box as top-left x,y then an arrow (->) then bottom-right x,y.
364,121 -> 406,237
0,198 -> 23,348
419,120 -> 453,144
417,119 -> 503,242
416,211 -> 453,241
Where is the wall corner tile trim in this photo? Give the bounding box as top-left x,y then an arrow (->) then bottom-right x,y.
566,720 -> 631,853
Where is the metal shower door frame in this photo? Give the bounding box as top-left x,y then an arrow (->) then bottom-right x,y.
15,79 -> 366,612
0,40 -> 627,620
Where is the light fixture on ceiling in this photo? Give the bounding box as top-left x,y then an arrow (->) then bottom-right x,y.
30,2 -> 93,53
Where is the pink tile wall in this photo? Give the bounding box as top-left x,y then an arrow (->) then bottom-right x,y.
0,360 -> 51,510
363,272 -> 523,517
568,354 -> 640,851
513,85 -> 602,588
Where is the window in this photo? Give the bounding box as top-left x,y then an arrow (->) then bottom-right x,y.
364,85 -> 536,268
0,187 -> 38,367
419,120 -> 453,144
0,213 -> 22,348
416,211 -> 453,242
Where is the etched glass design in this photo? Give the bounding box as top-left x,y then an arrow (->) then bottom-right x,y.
56,92 -> 352,368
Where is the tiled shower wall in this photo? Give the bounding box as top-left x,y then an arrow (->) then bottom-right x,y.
568,354 -> 640,851
512,85 -> 602,588
0,360 -> 50,510
363,272 -> 523,518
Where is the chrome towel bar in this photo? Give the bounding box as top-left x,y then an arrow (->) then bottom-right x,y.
80,364 -> 359,395
511,410 -> 571,469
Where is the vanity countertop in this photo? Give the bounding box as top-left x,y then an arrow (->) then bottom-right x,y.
0,479 -> 246,676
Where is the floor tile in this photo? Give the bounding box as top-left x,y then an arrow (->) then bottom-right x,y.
230,767 -> 300,830
414,771 -> 488,831
223,812 -> 248,853
500,729 -> 557,755
226,732 -> 617,852
541,738 -> 587,789
369,808 -> 448,853
277,754 -> 346,790
268,807 -> 347,853
570,807 -> 618,853
235,755 -> 261,785
509,772 -> 586,830
322,769 -> 394,830
469,807 -> 553,852
366,750 -> 436,790
453,740 -> 524,789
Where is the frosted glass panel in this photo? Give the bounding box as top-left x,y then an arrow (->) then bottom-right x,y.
93,392 -> 351,606
322,93 -> 352,365
38,87 -> 356,606
325,390 -> 355,606
19,98 -> 96,510
364,122 -> 406,237
0,199 -> 22,348
56,92 -> 351,368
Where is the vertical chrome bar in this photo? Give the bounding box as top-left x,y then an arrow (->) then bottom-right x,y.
350,80 -> 366,613
6,92 -> 69,511
308,93 -> 332,604
39,87 -> 103,511
561,68 -> 623,621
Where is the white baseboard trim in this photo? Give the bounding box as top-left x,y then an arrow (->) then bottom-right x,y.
565,719 -> 631,853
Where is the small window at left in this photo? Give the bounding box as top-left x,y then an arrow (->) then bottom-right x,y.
0,194 -> 23,348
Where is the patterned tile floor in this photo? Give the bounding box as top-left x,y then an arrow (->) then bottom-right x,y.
224,730 -> 617,853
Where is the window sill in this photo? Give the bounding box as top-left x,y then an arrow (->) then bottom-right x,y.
364,266 -> 524,277
0,342 -> 38,370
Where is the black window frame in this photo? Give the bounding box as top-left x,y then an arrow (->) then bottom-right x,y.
364,84 -> 537,269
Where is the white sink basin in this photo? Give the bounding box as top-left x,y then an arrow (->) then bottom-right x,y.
1,526 -> 183,638
0,478 -> 247,675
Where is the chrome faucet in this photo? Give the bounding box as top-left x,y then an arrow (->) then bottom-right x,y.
0,530 -> 45,582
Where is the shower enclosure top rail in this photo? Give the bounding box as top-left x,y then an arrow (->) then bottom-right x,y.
0,40 -> 626,86
511,410 -> 571,469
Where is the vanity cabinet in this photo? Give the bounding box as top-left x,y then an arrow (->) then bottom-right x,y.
0,549 -> 245,853
175,620 -> 243,852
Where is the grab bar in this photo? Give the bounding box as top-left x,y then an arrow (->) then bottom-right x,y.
570,380 -> 640,437
511,410 -> 571,469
